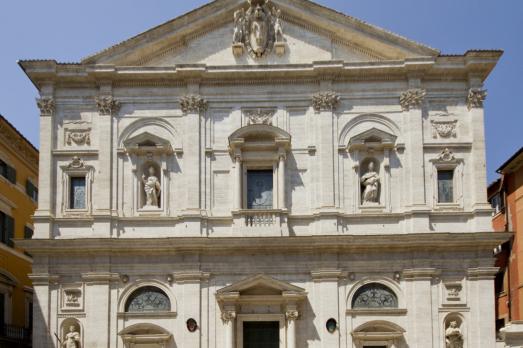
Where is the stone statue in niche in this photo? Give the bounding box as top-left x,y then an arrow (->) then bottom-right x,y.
361,161 -> 380,205
445,321 -> 463,348
63,325 -> 81,348
141,166 -> 161,208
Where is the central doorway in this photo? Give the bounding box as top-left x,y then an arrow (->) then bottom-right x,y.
243,321 -> 279,348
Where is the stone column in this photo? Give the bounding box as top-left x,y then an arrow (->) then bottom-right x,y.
311,269 -> 343,348
180,93 -> 208,214
34,85 -> 55,238
95,90 -> 120,236
286,307 -> 298,348
222,309 -> 236,348
403,268 -> 439,348
466,81 -> 490,210
278,151 -> 286,209
312,88 -> 340,209
28,274 -> 59,348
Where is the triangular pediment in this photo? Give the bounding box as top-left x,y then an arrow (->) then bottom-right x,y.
82,0 -> 439,67
217,274 -> 306,297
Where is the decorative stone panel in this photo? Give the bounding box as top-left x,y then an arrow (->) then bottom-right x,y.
61,284 -> 84,312
431,120 -> 458,139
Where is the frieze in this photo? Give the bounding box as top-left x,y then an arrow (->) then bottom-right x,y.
180,95 -> 208,114
36,97 -> 55,115
95,96 -> 121,115
400,89 -> 426,111
311,91 -> 340,112
467,88 -> 487,110
431,120 -> 458,139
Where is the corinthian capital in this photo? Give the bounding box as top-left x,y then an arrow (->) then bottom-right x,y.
467,88 -> 487,110
312,91 -> 340,112
95,96 -> 121,115
36,97 -> 55,115
400,89 -> 426,111
180,95 -> 208,114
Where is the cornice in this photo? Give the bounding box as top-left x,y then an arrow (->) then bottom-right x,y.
15,232 -> 511,256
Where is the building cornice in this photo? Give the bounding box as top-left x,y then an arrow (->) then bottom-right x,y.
19,52 -> 502,91
15,232 -> 511,256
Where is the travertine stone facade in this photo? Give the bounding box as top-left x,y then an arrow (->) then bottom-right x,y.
18,1 -> 507,347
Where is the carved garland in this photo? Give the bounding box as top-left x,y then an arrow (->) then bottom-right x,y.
244,108 -> 276,125
312,91 -> 341,112
66,129 -> 91,146
180,95 -> 208,114
36,97 -> 55,115
467,88 -> 487,110
95,96 -> 121,115
431,120 -> 458,139
400,89 -> 426,111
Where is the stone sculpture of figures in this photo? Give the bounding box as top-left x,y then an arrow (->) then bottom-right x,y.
361,161 -> 380,204
445,321 -> 463,348
233,9 -> 245,44
274,9 -> 284,43
142,166 -> 161,208
63,325 -> 80,348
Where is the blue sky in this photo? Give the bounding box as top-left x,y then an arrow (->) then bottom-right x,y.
0,0 -> 521,182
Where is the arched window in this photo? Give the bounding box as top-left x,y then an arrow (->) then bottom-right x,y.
352,283 -> 398,309
125,286 -> 171,312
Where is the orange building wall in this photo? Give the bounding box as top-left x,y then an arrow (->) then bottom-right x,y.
0,116 -> 38,329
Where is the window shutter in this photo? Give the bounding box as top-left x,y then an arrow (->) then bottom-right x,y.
0,212 -> 5,244
6,165 -> 16,184
5,215 -> 14,247
0,159 -> 6,178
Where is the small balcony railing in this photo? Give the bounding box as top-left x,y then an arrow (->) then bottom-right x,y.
232,209 -> 288,236
0,324 -> 32,345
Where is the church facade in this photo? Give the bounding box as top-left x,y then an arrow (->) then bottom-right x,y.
18,0 -> 508,347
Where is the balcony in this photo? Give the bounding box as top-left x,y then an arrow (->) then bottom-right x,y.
232,209 -> 288,236
0,324 -> 32,348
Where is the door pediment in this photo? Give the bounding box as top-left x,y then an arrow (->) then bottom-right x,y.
217,274 -> 306,301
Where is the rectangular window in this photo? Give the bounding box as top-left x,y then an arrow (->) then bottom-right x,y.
26,180 -> 38,202
0,212 -> 15,248
0,159 -> 16,184
247,170 -> 273,210
438,170 -> 454,203
0,293 -> 5,328
70,177 -> 86,209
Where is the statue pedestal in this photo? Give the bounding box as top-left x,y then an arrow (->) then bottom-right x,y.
274,42 -> 285,56
232,43 -> 244,57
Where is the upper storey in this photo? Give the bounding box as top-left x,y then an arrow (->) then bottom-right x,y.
19,0 -> 503,239
20,0 -> 499,86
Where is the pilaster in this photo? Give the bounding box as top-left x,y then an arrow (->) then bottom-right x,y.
311,269 -> 344,348
403,268 -> 439,348
467,267 -> 498,348
467,75 -> 490,211
312,84 -> 340,210
28,273 -> 60,348
34,82 -> 55,238
95,84 -> 120,235
81,272 -> 119,348
180,89 -> 208,216
173,271 -> 210,348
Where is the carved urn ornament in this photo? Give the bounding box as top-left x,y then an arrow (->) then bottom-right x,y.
233,0 -> 285,58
